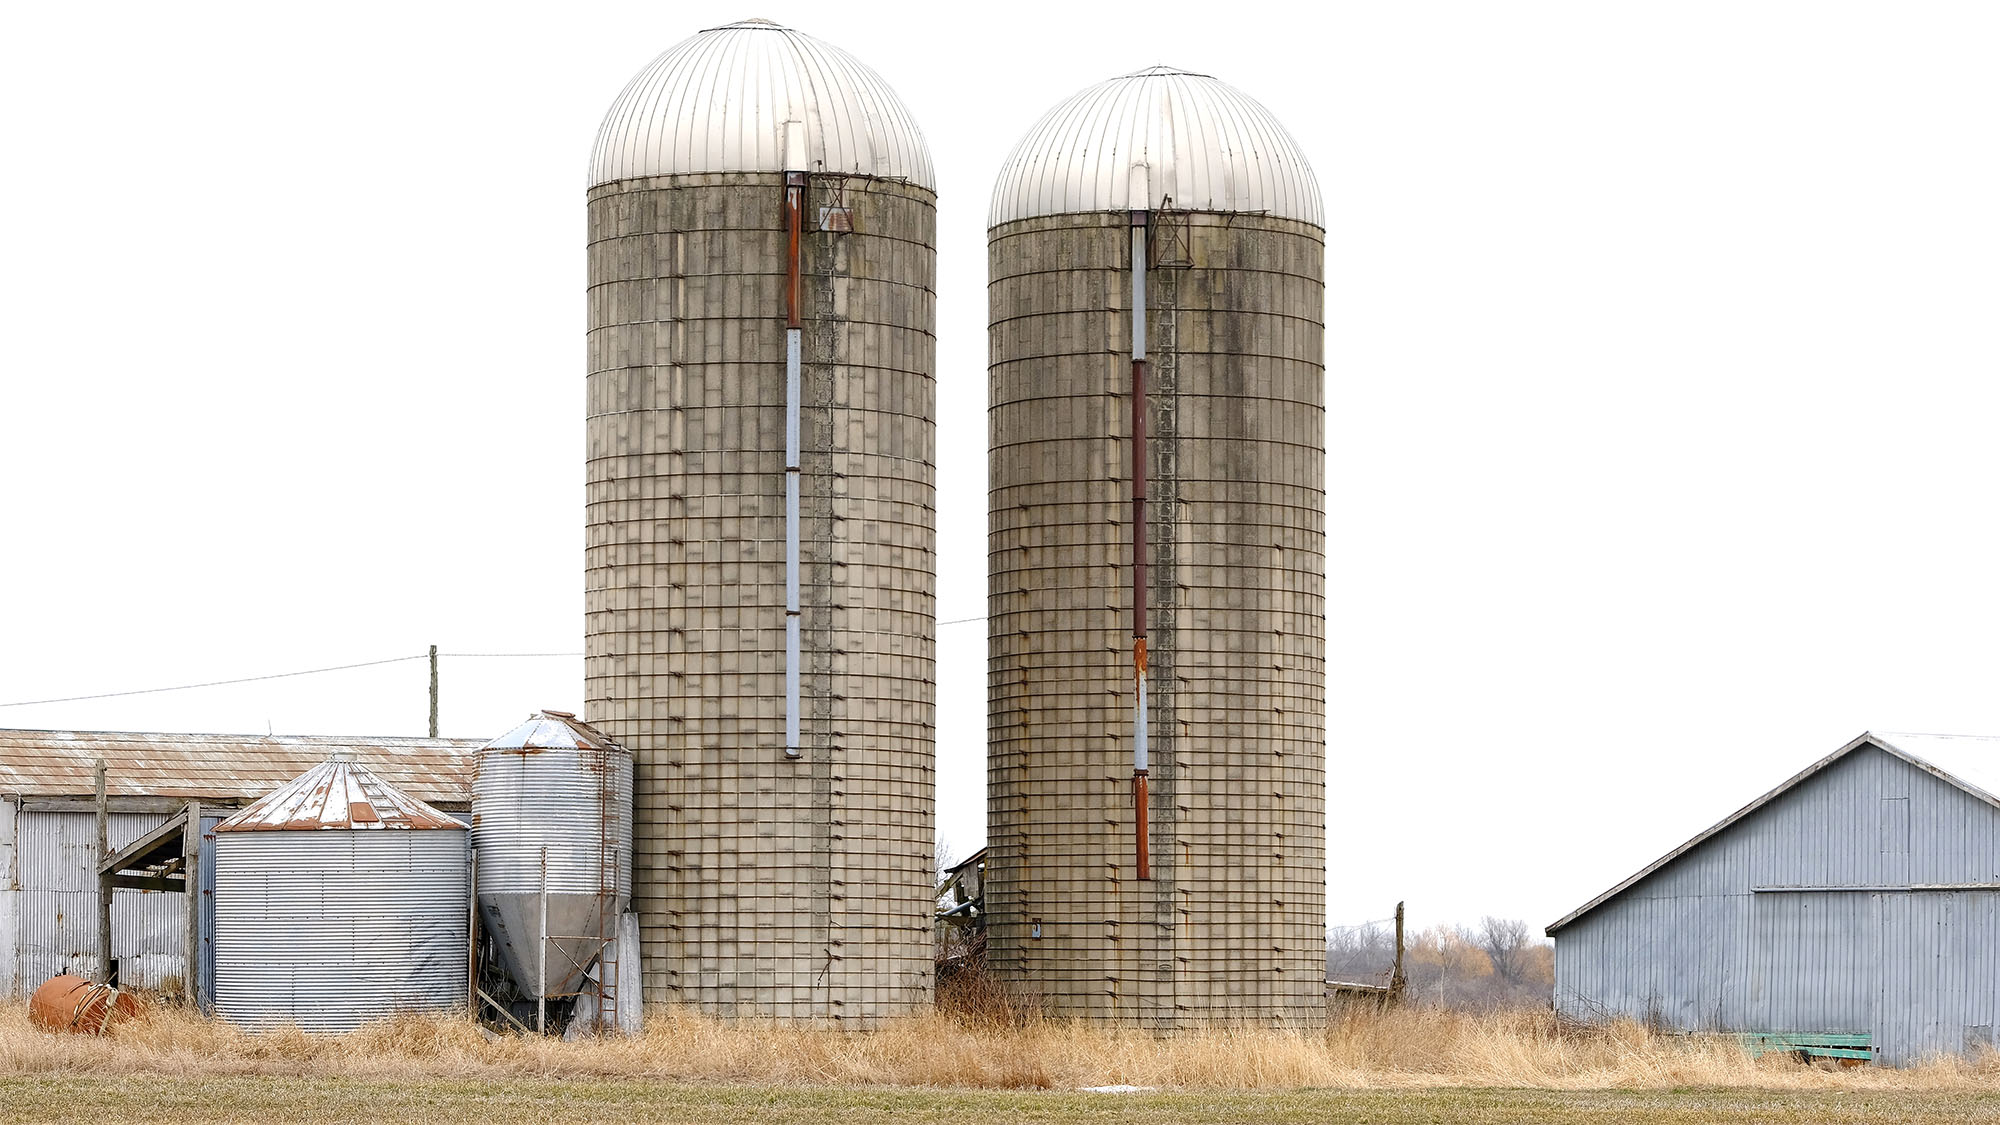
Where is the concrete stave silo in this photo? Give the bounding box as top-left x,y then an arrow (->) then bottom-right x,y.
584,18 -> 936,1023
987,67 -> 1327,1028
211,753 -> 469,1032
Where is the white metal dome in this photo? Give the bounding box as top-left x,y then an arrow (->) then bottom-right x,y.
590,18 -> 935,190
989,66 -> 1322,229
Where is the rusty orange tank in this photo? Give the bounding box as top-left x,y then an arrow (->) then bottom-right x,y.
28,975 -> 138,1034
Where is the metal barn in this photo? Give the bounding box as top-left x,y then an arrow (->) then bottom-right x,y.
1549,731 -> 2000,1064
0,729 -> 477,1003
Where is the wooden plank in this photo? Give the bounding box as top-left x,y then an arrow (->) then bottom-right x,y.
184,800 -> 201,1007
99,813 -> 189,875
22,797 -> 211,815
109,874 -> 187,893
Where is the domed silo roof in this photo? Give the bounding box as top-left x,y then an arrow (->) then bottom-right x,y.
988,65 -> 1322,228
213,750 -> 462,832
590,17 -> 934,189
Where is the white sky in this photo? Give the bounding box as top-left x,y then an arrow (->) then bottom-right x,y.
2,2 -> 1997,938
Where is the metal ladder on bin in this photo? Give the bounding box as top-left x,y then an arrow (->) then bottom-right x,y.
592,742 -> 619,1031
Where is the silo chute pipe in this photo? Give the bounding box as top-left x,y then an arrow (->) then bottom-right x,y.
1130,209 -> 1151,882
783,171 -> 806,758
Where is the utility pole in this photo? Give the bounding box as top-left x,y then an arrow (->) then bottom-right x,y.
95,760 -> 112,984
428,644 -> 439,738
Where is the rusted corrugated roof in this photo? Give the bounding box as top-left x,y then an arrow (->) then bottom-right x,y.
0,728 -> 481,804
483,710 -> 621,753
215,753 -> 464,832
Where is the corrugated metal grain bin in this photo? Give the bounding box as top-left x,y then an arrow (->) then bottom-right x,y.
212,753 -> 468,1031
584,17 -> 937,1023
473,711 -> 632,1001
986,66 -> 1328,1028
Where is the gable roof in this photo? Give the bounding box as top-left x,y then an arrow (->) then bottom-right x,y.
0,728 -> 483,806
1546,731 -> 2000,935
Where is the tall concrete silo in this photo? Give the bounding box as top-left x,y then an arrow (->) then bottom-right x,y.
585,18 -> 937,1023
987,66 -> 1327,1028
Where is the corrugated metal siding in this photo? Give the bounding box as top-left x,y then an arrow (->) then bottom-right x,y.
1749,892 -> 1874,1031
213,829 -> 468,1032
11,810 -> 191,994
1555,746 -> 2000,1063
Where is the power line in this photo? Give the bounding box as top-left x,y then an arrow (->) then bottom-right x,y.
0,632 -> 976,711
0,654 -> 429,709
438,652 -> 584,658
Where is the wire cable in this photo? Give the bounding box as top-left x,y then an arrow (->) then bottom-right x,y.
0,654 -> 429,709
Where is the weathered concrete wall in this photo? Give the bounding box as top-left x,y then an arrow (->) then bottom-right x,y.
586,171 -> 936,1023
986,211 -> 1327,1027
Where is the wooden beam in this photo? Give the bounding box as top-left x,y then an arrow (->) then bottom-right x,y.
96,761 -> 111,984
185,800 -> 202,1007
99,813 -> 190,876
110,874 -> 187,893
22,797 -> 230,815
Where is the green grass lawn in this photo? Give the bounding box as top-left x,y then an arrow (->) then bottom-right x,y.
4,1077 -> 1996,1124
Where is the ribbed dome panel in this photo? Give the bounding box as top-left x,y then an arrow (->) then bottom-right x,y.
989,66 -> 1320,227
591,18 -> 934,189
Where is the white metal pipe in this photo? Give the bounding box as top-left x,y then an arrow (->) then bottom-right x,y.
1131,217 -> 1148,781
537,845 -> 548,1034
785,330 -> 802,468
1131,224 -> 1147,362
785,325 -> 802,759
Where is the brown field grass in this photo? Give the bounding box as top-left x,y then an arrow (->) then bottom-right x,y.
4,990 -> 1999,1094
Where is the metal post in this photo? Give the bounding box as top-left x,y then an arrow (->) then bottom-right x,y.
428,644 -> 439,738
1130,210 -> 1151,882
468,849 -> 479,1018
537,845 -> 549,1034
95,760 -> 112,984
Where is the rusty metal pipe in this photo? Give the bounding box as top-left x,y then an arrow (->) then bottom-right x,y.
1130,210 -> 1151,882
785,174 -> 805,330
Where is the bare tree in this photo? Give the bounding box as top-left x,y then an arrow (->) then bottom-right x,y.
1476,916 -> 1532,986
935,834 -> 957,888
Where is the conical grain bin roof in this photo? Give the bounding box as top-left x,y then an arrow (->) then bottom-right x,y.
214,751 -> 462,832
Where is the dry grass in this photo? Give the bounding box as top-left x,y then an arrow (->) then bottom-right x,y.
4,992 -> 1999,1093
